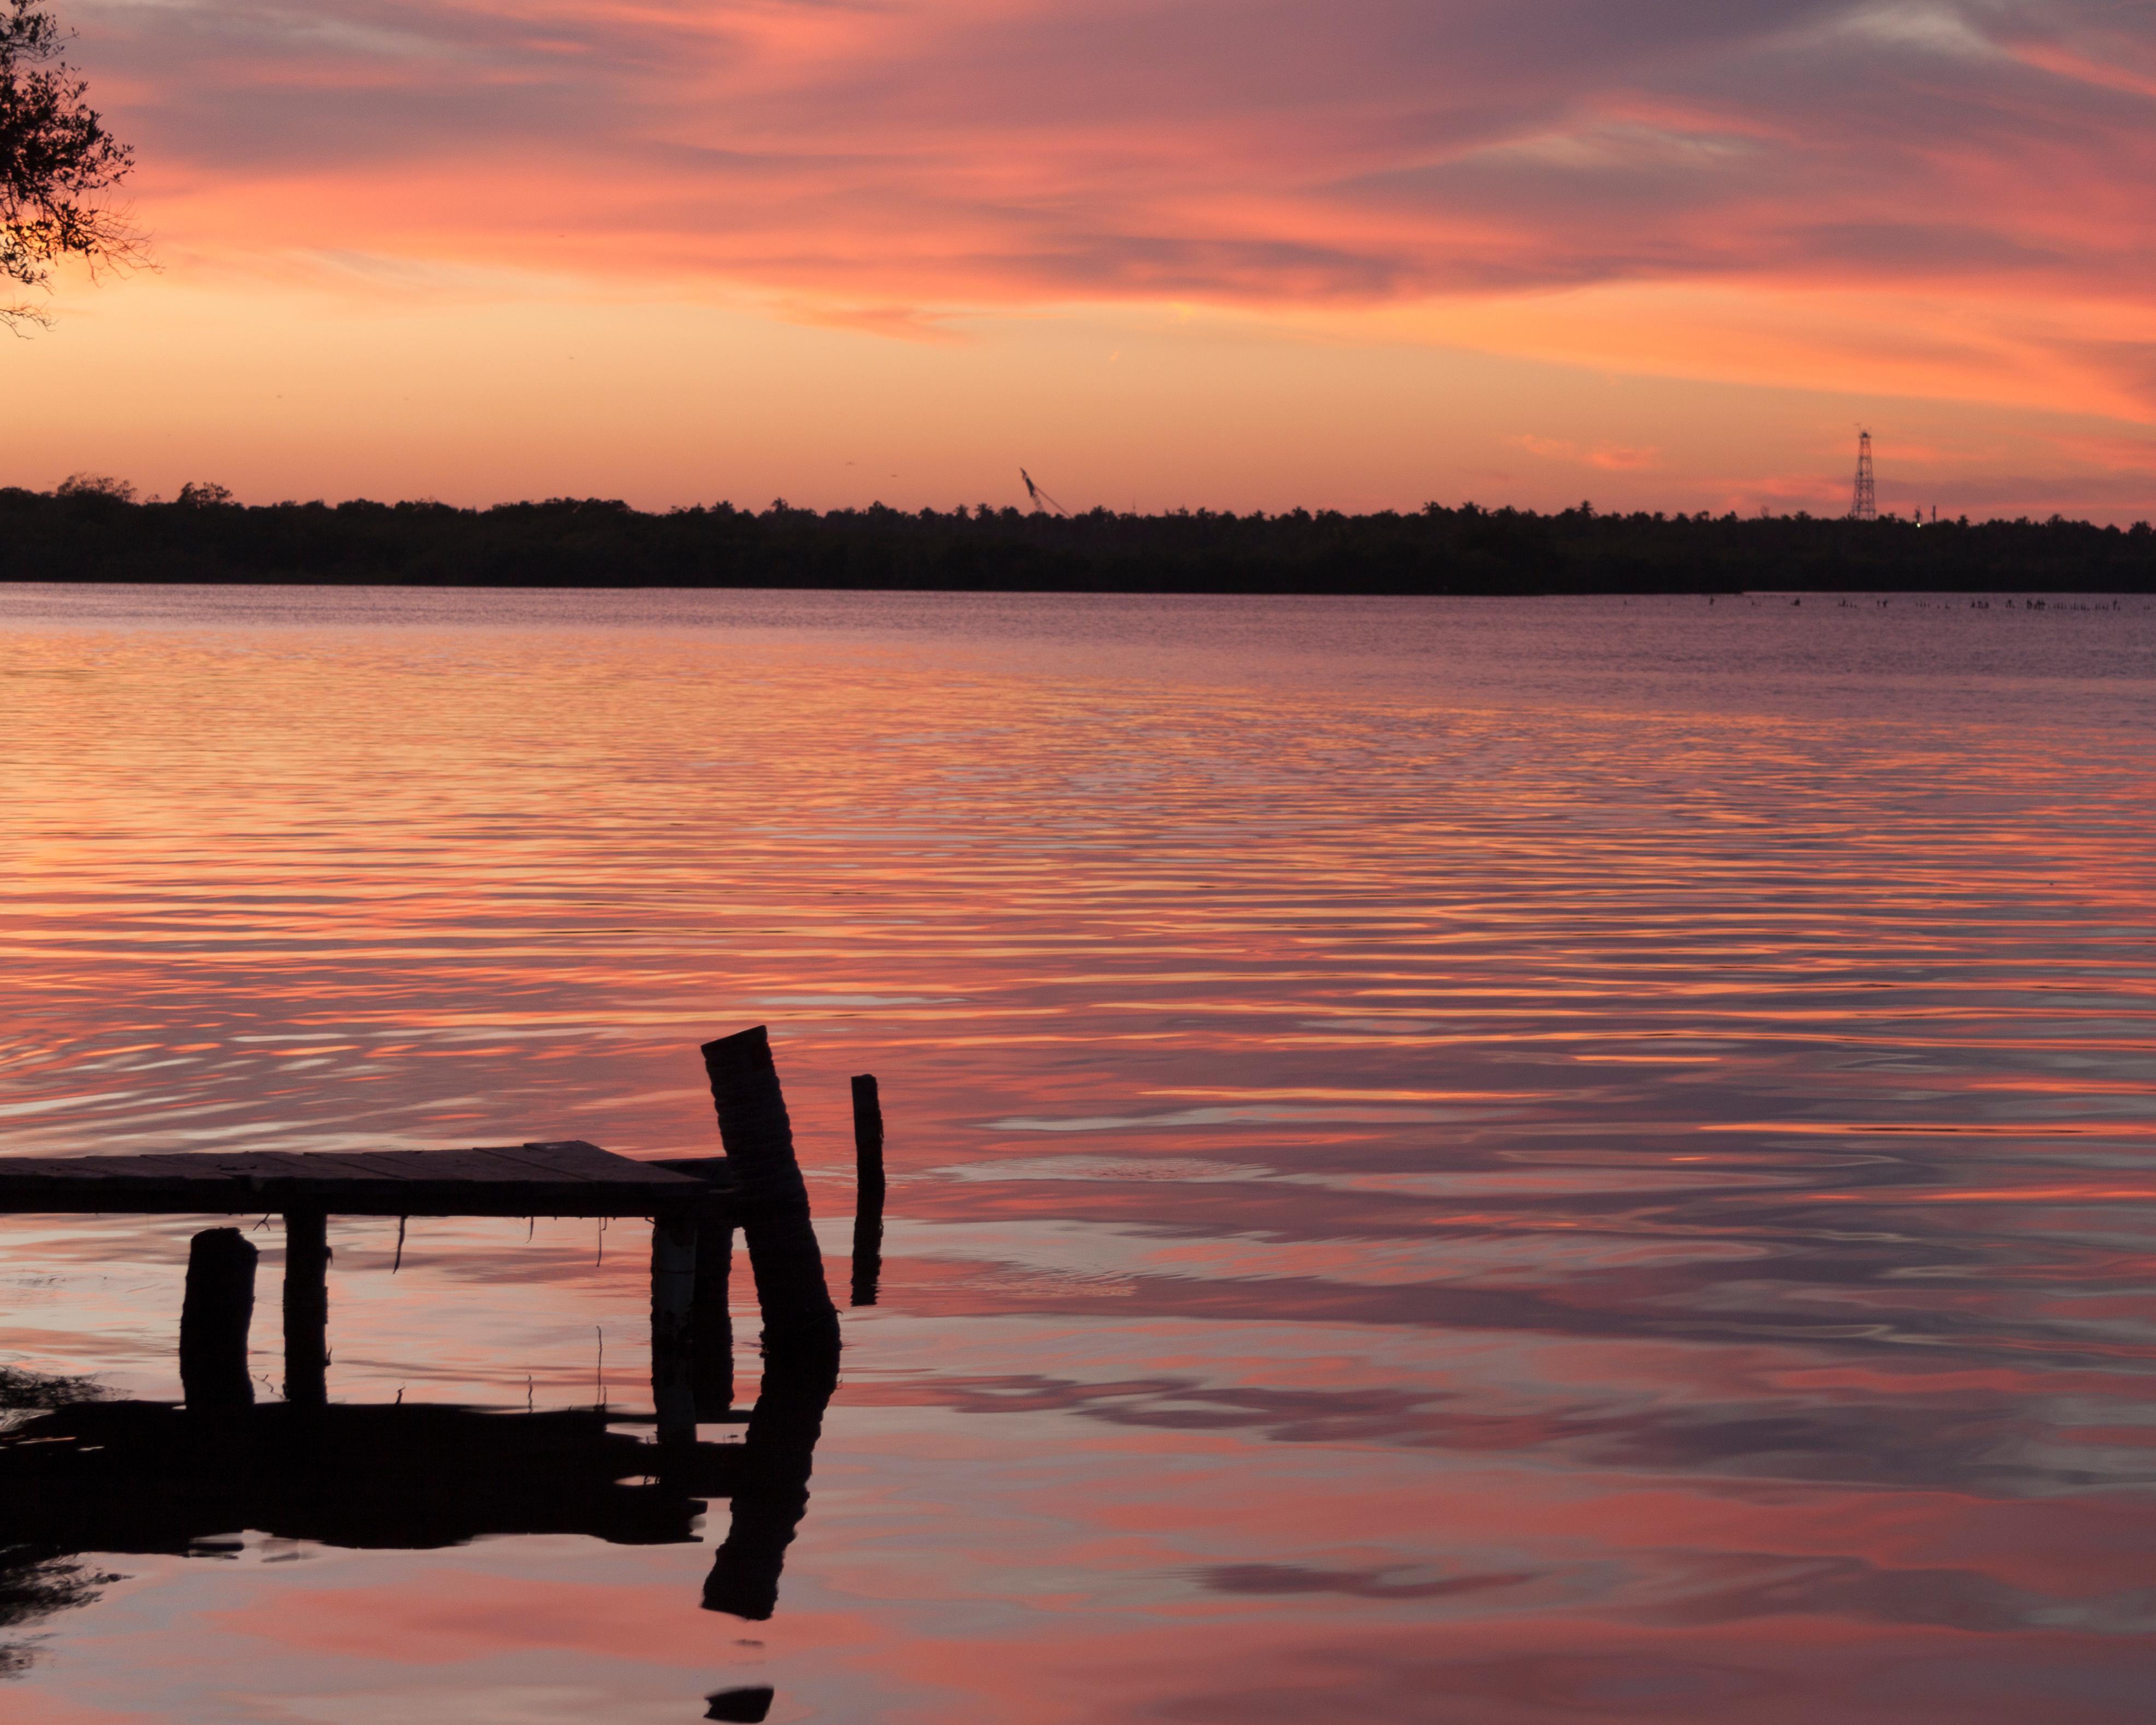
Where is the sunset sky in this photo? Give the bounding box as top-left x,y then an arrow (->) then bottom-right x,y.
9,0 -> 2156,519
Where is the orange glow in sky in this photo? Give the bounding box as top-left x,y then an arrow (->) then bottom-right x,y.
8,0 -> 2155,519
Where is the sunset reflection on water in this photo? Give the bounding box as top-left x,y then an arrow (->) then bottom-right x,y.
2,586 -> 2153,1723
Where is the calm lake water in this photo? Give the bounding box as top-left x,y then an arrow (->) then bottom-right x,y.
3,583 -> 2154,1724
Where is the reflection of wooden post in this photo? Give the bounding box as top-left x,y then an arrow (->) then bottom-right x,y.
283,1207 -> 329,1407
701,1340 -> 839,1620
692,1208 -> 734,1418
651,1209 -> 698,1446
700,1027 -> 837,1348
704,1686 -> 776,1723
180,1227 -> 258,1411
850,1074 -> 884,1307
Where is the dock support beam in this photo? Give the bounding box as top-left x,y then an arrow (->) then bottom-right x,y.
692,1211 -> 735,1418
283,1206 -> 329,1407
850,1074 -> 884,1307
700,1027 -> 838,1350
651,1209 -> 699,1446
180,1227 -> 258,1411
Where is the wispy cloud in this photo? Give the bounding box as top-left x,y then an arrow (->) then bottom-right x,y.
79,3 -> 2153,289
1512,435 -> 1663,471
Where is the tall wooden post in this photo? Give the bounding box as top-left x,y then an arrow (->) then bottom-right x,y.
283,1206 -> 330,1407
849,1074 -> 884,1307
700,1027 -> 838,1349
180,1227 -> 258,1411
651,1208 -> 699,1446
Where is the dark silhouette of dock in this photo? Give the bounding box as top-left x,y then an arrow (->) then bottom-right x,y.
0,1138 -> 736,1422
0,1024 -> 872,1691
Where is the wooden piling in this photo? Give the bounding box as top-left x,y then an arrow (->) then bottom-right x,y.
650,1211 -> 699,1446
179,1227 -> 258,1411
699,1027 -> 837,1348
283,1206 -> 330,1407
849,1074 -> 884,1307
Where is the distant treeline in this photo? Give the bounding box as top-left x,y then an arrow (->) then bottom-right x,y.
3,487 -> 2152,594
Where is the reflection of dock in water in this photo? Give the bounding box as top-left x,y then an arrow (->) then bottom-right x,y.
0,1399 -> 743,1553
0,1348 -> 837,1609
0,1025 -> 863,1711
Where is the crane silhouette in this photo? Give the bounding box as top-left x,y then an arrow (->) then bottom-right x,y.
1020,469 -> 1070,517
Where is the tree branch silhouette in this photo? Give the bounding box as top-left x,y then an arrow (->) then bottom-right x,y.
1,0 -> 143,331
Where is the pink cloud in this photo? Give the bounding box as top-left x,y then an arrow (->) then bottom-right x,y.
2048,431 -> 2156,475
36,0 -> 2156,511
1511,435 -> 1663,471
73,2 -> 2152,315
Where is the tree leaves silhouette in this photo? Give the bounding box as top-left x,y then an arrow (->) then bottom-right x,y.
2,0 -> 141,330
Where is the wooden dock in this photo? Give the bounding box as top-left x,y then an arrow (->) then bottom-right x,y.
0,1025 -> 850,1465
0,1027 -> 859,1636
0,1138 -> 739,1429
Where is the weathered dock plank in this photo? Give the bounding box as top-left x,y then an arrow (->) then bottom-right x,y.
0,1139 -> 729,1218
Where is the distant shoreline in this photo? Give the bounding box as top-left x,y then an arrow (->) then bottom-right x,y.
4,490 -> 2151,595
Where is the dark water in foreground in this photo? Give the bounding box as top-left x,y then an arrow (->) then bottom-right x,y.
2,584 -> 2154,1724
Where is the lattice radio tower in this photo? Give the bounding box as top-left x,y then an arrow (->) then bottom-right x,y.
1850,429 -> 1877,521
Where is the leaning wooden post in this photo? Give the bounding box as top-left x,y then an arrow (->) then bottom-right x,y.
282,1206 -> 330,1407
180,1227 -> 258,1411
700,1026 -> 838,1350
650,1208 -> 699,1446
849,1074 -> 884,1308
